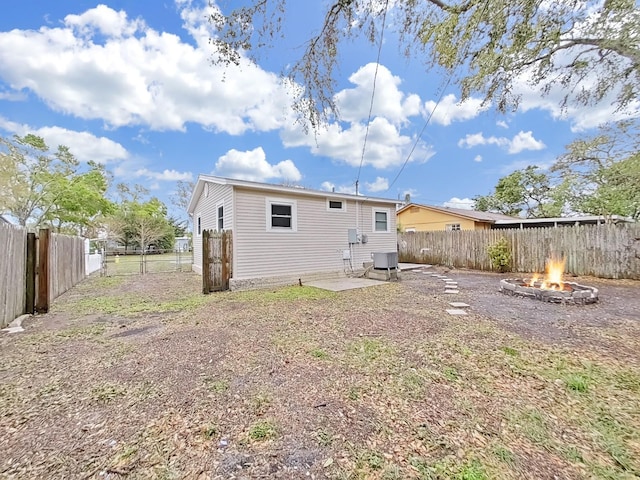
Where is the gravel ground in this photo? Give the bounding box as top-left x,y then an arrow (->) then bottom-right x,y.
403,268 -> 640,348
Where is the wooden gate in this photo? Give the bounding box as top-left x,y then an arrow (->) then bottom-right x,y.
202,230 -> 232,293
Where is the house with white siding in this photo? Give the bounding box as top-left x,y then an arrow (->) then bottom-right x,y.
187,175 -> 399,290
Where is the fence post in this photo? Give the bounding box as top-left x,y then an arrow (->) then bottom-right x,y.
25,232 -> 36,314
202,229 -> 211,294
36,228 -> 50,313
222,231 -> 229,291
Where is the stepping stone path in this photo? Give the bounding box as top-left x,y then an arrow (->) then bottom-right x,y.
420,266 -> 473,316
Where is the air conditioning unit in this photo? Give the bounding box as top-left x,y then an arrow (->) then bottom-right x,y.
373,252 -> 398,269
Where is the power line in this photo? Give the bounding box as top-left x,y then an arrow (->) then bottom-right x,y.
386,1 -> 491,192
355,0 -> 390,196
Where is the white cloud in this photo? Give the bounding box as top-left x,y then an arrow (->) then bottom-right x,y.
364,176 -> 388,192
134,168 -> 193,181
496,120 -> 509,129
507,131 -> 546,154
320,181 -> 356,194
0,116 -> 129,163
334,63 -> 422,125
214,147 -> 302,183
458,130 -> 545,154
282,117 -> 434,169
0,4 -> 293,135
473,155 -> 483,162
443,197 -> 474,209
424,94 -> 489,126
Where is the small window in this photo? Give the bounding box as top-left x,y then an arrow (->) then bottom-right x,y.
372,208 -> 390,233
327,199 -> 345,211
266,198 -> 297,231
271,204 -> 292,228
197,215 -> 202,236
446,223 -> 461,231
217,204 -> 224,231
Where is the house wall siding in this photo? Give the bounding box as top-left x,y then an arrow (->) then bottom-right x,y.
233,188 -> 396,280
398,208 -> 480,231
191,183 -> 233,273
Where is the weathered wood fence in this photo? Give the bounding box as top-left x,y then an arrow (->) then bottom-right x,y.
0,225 -> 87,328
399,224 -> 640,279
0,223 -> 27,327
202,230 -> 232,293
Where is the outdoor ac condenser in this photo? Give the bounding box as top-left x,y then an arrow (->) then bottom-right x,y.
373,252 -> 398,269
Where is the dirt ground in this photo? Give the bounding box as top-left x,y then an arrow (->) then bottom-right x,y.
1,269 -> 639,479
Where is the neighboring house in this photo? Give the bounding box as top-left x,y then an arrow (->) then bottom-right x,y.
491,215 -> 635,229
397,203 -> 517,232
187,175 -> 399,290
174,236 -> 191,252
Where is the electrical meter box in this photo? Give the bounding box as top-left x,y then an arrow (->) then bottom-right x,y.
348,228 -> 358,244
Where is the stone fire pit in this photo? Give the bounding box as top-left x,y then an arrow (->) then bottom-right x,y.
499,279 -> 599,305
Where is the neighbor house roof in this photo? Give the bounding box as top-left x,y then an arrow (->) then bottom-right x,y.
493,215 -> 635,227
187,175 -> 399,214
396,203 -> 518,223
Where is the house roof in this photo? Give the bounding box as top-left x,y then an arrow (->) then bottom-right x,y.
187,175 -> 399,214
494,215 -> 635,226
396,203 -> 518,223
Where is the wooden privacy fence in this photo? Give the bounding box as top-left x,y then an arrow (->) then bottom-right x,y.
0,223 -> 27,327
0,226 -> 87,327
202,230 -> 232,293
399,224 -> 640,279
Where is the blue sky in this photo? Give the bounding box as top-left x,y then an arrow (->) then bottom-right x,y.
0,1 -> 631,217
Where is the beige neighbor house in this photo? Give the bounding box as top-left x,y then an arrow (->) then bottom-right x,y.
187,175 -> 399,290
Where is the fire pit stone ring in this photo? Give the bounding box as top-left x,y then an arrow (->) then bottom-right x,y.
499,278 -> 599,305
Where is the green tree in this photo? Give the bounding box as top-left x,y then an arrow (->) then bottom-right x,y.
553,121 -> 640,219
0,134 -> 113,232
106,195 -> 175,257
211,0 -> 640,126
473,166 -> 562,218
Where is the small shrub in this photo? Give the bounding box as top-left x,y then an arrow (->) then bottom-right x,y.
487,237 -> 512,272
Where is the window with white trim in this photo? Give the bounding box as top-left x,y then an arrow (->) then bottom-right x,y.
446,223 -> 461,231
372,208 -> 390,233
196,214 -> 202,236
216,203 -> 224,231
266,198 -> 297,231
326,199 -> 346,212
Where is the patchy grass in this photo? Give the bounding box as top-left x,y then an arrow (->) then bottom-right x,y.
248,420 -> 277,441
1,271 -> 639,479
90,383 -> 127,404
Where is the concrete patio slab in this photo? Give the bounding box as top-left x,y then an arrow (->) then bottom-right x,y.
399,263 -> 429,271
306,277 -> 388,292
